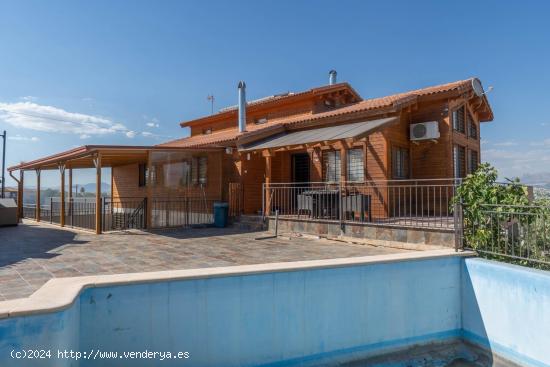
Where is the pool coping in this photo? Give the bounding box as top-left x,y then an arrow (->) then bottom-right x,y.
0,249 -> 475,320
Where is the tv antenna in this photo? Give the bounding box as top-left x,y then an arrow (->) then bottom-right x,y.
207,95 -> 215,115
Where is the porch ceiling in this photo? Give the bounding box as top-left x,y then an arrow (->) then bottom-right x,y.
8,145 -> 220,171
238,117 -> 397,152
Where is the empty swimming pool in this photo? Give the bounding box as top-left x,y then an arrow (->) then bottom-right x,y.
0,250 -> 547,367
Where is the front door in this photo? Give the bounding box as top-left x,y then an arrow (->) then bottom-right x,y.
292,153 -> 310,183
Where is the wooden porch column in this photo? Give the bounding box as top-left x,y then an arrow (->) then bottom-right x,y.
68,167 -> 72,225
146,150 -> 153,229
93,153 -> 102,234
263,150 -> 273,216
35,168 -> 41,222
59,163 -> 66,227
68,167 -> 73,199
18,170 -> 24,221
340,145 -> 348,184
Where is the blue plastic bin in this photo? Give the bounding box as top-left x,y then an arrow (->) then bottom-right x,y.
213,202 -> 229,228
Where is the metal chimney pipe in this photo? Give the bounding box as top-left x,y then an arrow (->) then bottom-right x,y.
329,70 -> 337,85
238,81 -> 247,133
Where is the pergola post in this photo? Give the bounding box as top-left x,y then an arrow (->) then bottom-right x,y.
93,153 -> 102,234
35,168 -> 41,222
68,167 -> 73,199
340,145 -> 348,184
68,167 -> 72,225
59,163 -> 66,227
18,170 -> 24,221
146,150 -> 153,229
263,150 -> 273,216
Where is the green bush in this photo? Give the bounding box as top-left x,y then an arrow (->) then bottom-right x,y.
453,163 -> 550,268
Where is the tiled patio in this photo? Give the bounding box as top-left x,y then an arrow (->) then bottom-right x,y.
0,220 -> 408,301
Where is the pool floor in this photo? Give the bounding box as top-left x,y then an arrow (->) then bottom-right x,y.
330,340 -> 521,367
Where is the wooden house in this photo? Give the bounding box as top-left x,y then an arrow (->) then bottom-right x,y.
8,72 -> 493,234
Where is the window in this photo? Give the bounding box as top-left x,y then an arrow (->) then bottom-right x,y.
347,148 -> 364,182
392,146 -> 409,179
452,105 -> 465,134
198,156 -> 208,184
191,156 -> 208,185
467,112 -> 477,139
453,145 -> 466,178
138,163 -> 146,187
468,150 -> 479,174
323,150 -> 341,182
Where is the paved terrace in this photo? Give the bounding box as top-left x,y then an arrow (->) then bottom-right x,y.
0,220 -> 408,301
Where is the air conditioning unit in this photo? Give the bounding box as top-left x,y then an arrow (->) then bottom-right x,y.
410,121 -> 440,141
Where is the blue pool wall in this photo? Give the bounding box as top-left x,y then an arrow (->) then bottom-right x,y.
462,258 -> 550,367
0,256 -> 549,366
0,299 -> 80,367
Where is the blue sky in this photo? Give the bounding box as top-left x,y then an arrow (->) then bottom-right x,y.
1,0 -> 549,187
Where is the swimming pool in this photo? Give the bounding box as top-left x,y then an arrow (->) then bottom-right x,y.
0,250 -> 548,367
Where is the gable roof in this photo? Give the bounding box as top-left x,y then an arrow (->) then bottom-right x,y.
160,78 -> 493,149
179,82 -> 362,128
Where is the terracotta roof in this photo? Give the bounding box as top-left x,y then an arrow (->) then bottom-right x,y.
179,82 -> 361,128
161,78 -> 493,149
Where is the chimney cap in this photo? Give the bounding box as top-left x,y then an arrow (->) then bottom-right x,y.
238,81 -> 246,88
329,69 -> 337,75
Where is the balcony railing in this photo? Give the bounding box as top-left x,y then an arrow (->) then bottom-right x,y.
22,196 -> 217,232
263,179 -> 462,230
462,203 -> 550,266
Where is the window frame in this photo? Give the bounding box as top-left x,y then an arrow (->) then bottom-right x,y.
453,145 -> 466,178
322,150 -> 341,183
391,145 -> 409,179
346,148 -> 365,182
138,163 -> 146,187
468,149 -> 479,174
467,111 -> 478,139
452,105 -> 466,134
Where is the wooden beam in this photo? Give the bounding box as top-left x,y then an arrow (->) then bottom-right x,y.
264,154 -> 272,216
340,145 -> 348,184
18,170 -> 24,222
93,153 -> 102,234
146,150 -> 153,229
59,163 -> 66,227
35,168 -> 41,222
68,168 -> 73,199
68,167 -> 73,227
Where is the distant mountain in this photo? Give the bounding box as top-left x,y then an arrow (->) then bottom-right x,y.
521,172 -> 550,189
76,182 -> 111,194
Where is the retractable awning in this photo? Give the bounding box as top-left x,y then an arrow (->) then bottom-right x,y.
239,117 -> 397,152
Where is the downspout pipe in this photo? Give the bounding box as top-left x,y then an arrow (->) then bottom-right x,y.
238,81 -> 247,133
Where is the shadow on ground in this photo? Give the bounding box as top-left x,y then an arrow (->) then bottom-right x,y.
0,223 -> 88,267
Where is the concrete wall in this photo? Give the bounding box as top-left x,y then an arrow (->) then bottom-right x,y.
1,257 -> 549,366
77,257 -> 461,367
462,258 -> 550,367
0,300 -> 80,367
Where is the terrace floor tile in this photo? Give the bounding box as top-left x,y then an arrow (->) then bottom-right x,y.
0,220 -> 409,301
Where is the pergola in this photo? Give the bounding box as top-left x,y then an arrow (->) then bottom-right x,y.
7,145 -> 210,234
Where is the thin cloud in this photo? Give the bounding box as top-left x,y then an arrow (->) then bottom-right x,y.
0,101 -> 131,137
8,134 -> 39,142
125,131 -> 137,138
493,141 -> 518,147
145,117 -> 160,128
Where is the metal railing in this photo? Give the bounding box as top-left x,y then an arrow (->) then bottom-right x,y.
263,179 -> 461,229
103,197 -> 147,231
463,203 -> 550,266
